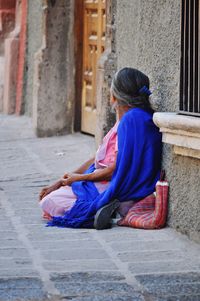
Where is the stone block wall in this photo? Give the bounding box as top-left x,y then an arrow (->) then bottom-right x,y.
115,0 -> 200,242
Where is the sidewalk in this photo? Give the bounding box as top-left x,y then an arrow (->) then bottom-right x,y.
0,114 -> 200,301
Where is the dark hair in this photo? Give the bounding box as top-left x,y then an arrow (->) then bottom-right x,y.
111,67 -> 153,110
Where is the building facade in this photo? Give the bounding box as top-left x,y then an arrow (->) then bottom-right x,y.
114,0 -> 200,243
1,0 -> 200,242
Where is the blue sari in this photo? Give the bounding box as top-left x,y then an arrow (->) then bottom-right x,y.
48,108 -> 162,228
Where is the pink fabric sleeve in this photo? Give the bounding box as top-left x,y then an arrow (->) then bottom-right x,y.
115,137 -> 118,152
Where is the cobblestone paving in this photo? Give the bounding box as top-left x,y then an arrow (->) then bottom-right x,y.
0,114 -> 200,301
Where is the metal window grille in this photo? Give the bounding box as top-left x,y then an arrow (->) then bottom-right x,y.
180,0 -> 200,116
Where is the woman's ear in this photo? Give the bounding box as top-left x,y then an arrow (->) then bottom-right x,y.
110,93 -> 117,105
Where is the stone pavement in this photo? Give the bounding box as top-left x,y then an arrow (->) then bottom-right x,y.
0,114 -> 200,301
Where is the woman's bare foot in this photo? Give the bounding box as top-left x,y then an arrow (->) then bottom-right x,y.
42,212 -> 53,220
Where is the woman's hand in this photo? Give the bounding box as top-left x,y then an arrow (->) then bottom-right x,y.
61,173 -> 84,186
39,180 -> 62,201
39,187 -> 49,200
63,173 -> 69,179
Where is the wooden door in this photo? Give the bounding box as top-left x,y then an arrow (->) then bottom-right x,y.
81,0 -> 106,135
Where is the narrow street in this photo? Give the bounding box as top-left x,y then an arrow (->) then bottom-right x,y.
0,114 -> 200,301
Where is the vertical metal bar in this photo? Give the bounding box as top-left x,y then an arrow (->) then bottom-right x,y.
183,0 -> 189,112
198,0 -> 200,113
189,0 -> 194,112
194,0 -> 199,113
180,0 -> 185,111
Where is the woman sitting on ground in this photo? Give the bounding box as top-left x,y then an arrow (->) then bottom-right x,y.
39,120 -> 119,220
39,67 -> 162,229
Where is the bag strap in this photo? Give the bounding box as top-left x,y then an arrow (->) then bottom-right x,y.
160,170 -> 165,181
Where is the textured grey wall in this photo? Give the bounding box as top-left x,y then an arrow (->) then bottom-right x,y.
24,0 -> 43,116
116,0 -> 200,242
33,0 -> 74,137
26,0 -> 74,137
116,0 -> 181,112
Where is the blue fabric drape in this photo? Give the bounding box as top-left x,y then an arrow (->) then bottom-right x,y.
47,108 -> 162,228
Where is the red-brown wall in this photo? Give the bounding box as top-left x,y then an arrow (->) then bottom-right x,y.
0,0 -> 16,9
0,0 -> 16,47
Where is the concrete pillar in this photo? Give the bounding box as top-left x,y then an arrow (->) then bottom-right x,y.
32,0 -> 75,137
3,37 -> 19,114
0,56 -> 4,111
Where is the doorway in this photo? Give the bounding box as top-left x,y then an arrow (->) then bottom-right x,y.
76,0 -> 106,135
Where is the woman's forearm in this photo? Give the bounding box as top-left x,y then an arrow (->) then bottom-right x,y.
81,164 -> 115,182
61,162 -> 116,186
72,157 -> 95,174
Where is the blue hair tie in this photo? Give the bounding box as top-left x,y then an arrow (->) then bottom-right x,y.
139,85 -> 152,96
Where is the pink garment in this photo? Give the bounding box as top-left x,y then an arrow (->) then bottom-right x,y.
95,121 -> 119,169
39,122 -> 119,219
40,186 -> 77,218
